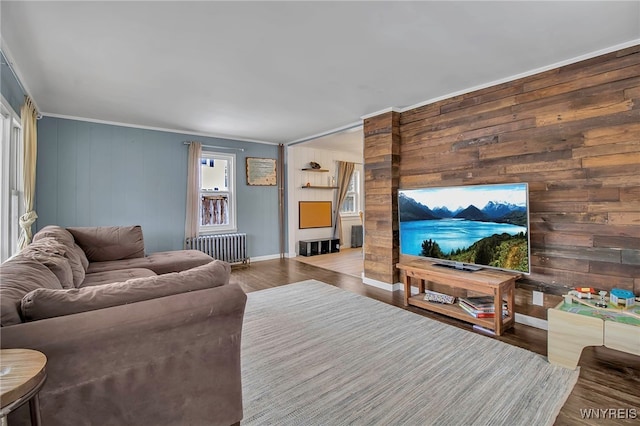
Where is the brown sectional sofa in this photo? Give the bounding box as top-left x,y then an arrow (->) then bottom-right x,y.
0,225 -> 246,426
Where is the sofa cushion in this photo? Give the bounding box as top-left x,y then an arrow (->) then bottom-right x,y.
80,268 -> 157,288
87,249 -> 214,275
68,226 -> 145,262
32,226 -> 87,285
1,256 -> 64,326
33,225 -> 76,247
72,243 -> 89,271
20,239 -> 75,289
32,226 -> 88,272
21,260 -> 231,321
64,245 -> 86,287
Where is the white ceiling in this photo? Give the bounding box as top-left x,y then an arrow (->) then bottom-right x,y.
1,1 -> 639,150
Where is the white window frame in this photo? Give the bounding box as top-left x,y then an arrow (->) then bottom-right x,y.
1,95 -> 23,262
340,170 -> 360,216
199,151 -> 237,234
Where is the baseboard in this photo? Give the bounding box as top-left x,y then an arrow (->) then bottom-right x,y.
515,313 -> 548,330
363,281 -> 548,330
362,275 -> 404,292
250,253 -> 284,262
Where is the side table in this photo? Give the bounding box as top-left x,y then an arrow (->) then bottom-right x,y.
548,300 -> 640,369
0,349 -> 47,426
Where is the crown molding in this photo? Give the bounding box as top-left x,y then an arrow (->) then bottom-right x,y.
357,38 -> 640,121
288,121 -> 362,145
398,38 -> 640,114
360,107 -> 402,120
0,39 -> 41,114
7,33 -> 638,147
41,113 -> 280,146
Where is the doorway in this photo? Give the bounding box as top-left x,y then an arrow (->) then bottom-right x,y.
287,126 -> 364,276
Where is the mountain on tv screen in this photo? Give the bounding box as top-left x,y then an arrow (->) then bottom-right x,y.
398,183 -> 530,274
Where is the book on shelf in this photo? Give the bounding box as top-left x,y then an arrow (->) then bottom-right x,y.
423,290 -> 456,304
459,296 -> 507,312
458,299 -> 508,318
473,324 -> 496,335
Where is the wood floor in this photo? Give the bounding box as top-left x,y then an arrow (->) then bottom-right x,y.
292,247 -> 363,278
230,258 -> 640,426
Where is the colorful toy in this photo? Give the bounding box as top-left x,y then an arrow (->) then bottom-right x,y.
595,290 -> 608,308
570,289 -> 593,299
610,288 -> 635,308
564,293 -> 640,320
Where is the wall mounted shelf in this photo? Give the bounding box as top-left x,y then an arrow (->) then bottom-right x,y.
301,166 -> 335,188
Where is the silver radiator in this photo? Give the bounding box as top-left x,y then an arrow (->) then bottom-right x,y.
186,233 -> 249,264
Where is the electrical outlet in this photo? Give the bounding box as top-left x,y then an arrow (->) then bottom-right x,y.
532,291 -> 544,306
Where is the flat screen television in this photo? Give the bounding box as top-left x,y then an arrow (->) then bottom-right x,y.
398,183 -> 530,274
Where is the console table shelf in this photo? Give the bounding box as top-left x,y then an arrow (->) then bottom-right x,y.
406,294 -> 497,329
396,260 -> 521,335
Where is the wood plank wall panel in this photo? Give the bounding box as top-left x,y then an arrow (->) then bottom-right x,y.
395,45 -> 640,294
363,111 -> 400,284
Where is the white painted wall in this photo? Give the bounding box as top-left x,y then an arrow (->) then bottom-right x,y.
340,214 -> 362,248
287,145 -> 363,257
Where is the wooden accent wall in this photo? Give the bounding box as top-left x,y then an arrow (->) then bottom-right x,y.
392,45 -> 640,293
363,111 -> 401,284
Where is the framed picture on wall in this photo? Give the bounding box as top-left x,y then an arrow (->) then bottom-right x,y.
246,157 -> 277,186
299,201 -> 332,229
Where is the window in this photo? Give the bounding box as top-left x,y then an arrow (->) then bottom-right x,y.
199,151 -> 236,233
340,170 -> 360,215
0,98 -> 23,261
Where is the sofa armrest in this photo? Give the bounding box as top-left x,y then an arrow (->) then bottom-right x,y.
1,284 -> 247,426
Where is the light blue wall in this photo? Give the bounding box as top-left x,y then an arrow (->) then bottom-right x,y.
36,117 -> 282,257
0,50 -> 26,115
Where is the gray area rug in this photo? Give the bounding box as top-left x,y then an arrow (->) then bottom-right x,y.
241,280 -> 578,426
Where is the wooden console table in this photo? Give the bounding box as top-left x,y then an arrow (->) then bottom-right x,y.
396,261 -> 521,336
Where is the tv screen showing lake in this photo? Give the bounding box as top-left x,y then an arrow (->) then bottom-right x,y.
400,219 -> 527,256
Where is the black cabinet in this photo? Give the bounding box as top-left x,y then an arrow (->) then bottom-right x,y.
299,238 -> 340,257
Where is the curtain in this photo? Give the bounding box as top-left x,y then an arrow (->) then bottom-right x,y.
201,196 -> 228,225
17,96 -> 38,250
333,161 -> 355,241
184,142 -> 202,245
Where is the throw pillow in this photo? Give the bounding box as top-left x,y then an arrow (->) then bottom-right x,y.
30,230 -> 87,286
21,238 -> 75,289
33,225 -> 76,247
